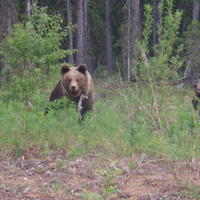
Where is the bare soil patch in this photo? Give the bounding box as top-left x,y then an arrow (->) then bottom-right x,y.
0,153 -> 199,200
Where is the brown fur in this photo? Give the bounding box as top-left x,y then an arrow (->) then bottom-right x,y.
192,83 -> 200,111
46,64 -> 93,119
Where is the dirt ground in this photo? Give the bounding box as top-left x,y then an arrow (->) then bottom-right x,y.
0,152 -> 200,200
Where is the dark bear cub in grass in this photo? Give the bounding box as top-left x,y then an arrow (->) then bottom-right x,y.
192,83 -> 200,115
45,64 -> 93,120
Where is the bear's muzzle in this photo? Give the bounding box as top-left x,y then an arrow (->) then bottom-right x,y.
70,86 -> 81,97
71,86 -> 76,91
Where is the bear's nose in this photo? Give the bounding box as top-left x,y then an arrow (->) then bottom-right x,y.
71,86 -> 76,91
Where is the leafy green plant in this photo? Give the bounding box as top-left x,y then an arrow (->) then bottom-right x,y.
0,0 -> 75,78
56,160 -> 63,173
1,68 -> 44,102
129,162 -> 137,172
95,162 -> 123,199
182,20 -> 200,80
13,139 -> 22,158
75,184 -> 102,200
135,0 -> 183,82
94,65 -> 109,79
54,180 -> 62,193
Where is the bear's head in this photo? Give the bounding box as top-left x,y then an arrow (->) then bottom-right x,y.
61,64 -> 88,98
194,83 -> 200,98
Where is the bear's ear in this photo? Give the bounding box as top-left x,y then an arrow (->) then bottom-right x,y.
61,64 -> 70,74
78,64 -> 87,74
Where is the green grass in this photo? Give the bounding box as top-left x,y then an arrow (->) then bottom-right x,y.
0,80 -> 199,161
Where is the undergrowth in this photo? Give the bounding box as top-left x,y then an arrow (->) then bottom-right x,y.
0,77 -> 199,162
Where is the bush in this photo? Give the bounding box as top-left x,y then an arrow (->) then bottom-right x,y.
0,0 -> 75,79
135,0 -> 183,82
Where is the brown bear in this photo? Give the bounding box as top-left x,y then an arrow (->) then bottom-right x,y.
45,64 -> 93,120
192,83 -> 200,113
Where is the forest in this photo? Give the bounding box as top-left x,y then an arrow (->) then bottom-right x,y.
0,0 -> 200,200
0,0 -> 200,82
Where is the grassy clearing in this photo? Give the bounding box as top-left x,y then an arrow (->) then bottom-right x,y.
0,79 -> 199,162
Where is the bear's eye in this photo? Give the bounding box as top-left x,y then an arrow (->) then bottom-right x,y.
76,79 -> 79,82
68,79 -> 72,83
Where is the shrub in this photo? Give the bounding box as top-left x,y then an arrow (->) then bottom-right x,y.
135,0 -> 183,82
0,0 -> 75,79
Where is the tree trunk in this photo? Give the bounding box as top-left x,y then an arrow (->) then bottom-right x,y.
132,0 -> 141,74
83,0 -> 93,73
123,0 -> 141,80
127,0 -> 131,80
153,0 -> 160,50
76,0 -> 84,66
193,0 -> 200,20
66,0 -> 74,64
7,1 -> 11,28
106,0 -> 113,75
25,0 -> 31,17
75,0 -> 92,72
0,0 -> 18,80
76,0 -> 89,65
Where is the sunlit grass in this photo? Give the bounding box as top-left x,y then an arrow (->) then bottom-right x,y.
0,81 -> 199,161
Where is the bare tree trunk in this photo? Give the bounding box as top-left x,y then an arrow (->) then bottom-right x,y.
76,0 -> 90,66
66,0 -> 74,64
75,0 -> 92,73
127,0 -> 131,80
4,0 -> 18,31
121,44 -> 126,70
7,1 -> 12,28
193,0 -> 200,20
76,0 -> 84,66
106,0 -> 113,75
25,0 -> 31,17
132,0 -> 141,73
123,0 -> 141,80
153,0 -> 161,51
0,0 -> 18,81
83,0 -> 93,73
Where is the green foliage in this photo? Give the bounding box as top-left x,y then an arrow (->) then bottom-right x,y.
88,0 -> 106,64
0,0 -> 75,78
75,184 -> 102,200
1,68 -> 45,102
54,180 -> 62,193
46,97 -> 79,125
0,78 -> 199,160
56,160 -> 63,173
140,4 -> 154,52
182,20 -> 200,80
135,0 -> 183,82
179,183 -> 200,199
94,65 -> 109,78
95,162 -> 123,199
129,161 -> 137,172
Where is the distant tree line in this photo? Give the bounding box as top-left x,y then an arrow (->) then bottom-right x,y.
0,0 -> 200,83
